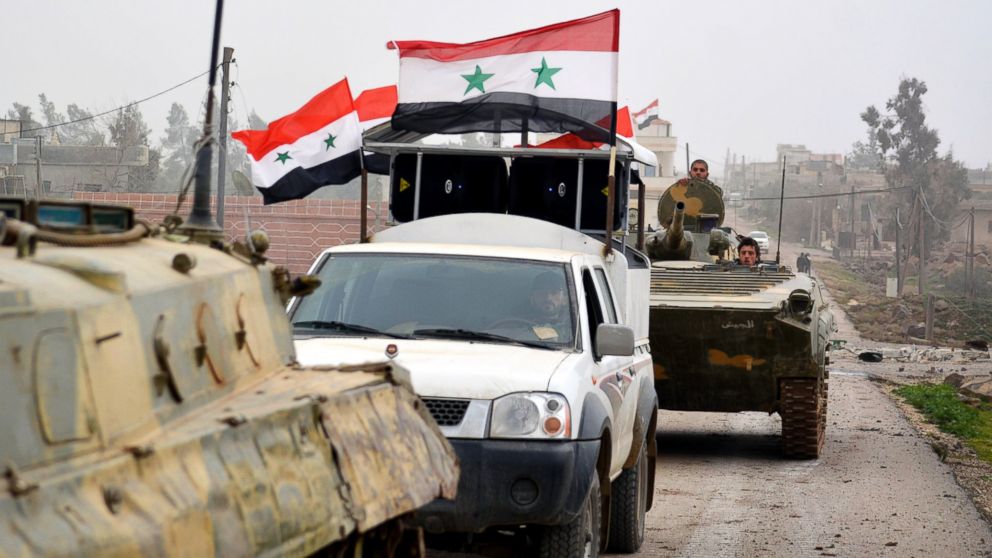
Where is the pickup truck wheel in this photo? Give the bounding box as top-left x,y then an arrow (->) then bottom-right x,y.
606,437 -> 647,552
538,469 -> 601,558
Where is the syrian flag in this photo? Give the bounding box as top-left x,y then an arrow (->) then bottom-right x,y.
355,85 -> 397,175
388,9 -> 619,142
231,79 -> 362,204
633,99 -> 658,130
534,106 -> 633,150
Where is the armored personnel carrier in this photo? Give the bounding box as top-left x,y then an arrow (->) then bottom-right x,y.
0,196 -> 458,556
645,179 -> 833,458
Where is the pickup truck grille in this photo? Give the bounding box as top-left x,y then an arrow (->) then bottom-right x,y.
422,398 -> 471,426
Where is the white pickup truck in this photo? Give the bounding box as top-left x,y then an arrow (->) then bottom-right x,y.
291,212 -> 657,556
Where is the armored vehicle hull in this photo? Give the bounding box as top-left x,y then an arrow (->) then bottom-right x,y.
0,205 -> 458,557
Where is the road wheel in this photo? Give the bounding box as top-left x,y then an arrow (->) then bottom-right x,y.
780,378 -> 826,459
538,470 -> 601,558
606,438 -> 648,553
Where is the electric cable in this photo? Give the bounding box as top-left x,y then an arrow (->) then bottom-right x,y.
9,68 -> 216,135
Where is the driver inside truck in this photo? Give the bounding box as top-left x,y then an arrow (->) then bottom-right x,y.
737,237 -> 761,266
528,272 -> 569,324
519,271 -> 572,341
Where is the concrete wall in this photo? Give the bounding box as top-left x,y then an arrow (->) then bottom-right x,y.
72,192 -> 388,274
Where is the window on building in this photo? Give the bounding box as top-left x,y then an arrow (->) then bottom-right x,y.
643,165 -> 656,177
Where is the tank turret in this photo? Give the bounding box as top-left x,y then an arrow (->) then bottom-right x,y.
648,178 -> 731,263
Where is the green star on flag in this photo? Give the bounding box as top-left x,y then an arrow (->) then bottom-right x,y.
462,65 -> 494,95
275,151 -> 292,164
531,57 -> 562,90
323,133 -> 336,150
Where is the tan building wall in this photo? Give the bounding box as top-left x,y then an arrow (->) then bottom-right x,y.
631,119 -> 678,230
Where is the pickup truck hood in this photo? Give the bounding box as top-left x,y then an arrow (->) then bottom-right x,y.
294,337 -> 570,400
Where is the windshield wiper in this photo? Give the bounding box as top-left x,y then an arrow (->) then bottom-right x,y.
411,328 -> 555,350
292,320 -> 414,339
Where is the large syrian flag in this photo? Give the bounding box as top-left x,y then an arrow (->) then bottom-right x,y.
388,9 -> 619,142
633,99 -> 658,130
355,85 -> 397,175
231,79 -> 362,204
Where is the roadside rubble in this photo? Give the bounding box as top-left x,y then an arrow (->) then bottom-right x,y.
844,344 -> 992,364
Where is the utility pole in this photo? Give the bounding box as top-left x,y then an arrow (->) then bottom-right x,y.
848,185 -> 855,259
895,207 -> 903,297
968,206 -> 976,300
866,201 -> 872,264
34,136 -> 42,198
809,196 -> 817,248
685,143 -> 690,176
216,46 -> 234,230
918,191 -> 926,296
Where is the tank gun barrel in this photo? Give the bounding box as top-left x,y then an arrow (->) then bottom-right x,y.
646,201 -> 694,260
666,201 -> 686,250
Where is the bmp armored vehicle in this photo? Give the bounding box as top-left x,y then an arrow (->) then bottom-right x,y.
645,178 -> 833,458
0,198 -> 458,557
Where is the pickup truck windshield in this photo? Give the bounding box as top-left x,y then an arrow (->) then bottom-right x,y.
291,254 -> 576,348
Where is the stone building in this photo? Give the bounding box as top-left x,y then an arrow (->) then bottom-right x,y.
1,135 -> 148,197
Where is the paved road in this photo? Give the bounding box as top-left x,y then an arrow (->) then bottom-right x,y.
622,369 -> 992,557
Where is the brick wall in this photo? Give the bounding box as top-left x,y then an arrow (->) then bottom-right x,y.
73,192 -> 388,274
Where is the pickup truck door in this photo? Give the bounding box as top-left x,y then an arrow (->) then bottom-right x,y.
580,265 -> 634,476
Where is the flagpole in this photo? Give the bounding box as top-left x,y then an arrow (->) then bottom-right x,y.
359,149 -> 368,243
603,101 -> 618,258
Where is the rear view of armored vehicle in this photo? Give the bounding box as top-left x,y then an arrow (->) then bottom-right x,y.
0,8 -> 457,553
646,178 -> 833,458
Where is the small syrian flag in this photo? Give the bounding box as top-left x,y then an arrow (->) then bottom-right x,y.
633,99 -> 658,130
231,79 -> 362,204
534,106 -> 633,150
355,85 -> 397,175
388,9 -> 619,142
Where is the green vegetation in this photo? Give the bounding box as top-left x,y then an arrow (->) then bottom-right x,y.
896,383 -> 992,462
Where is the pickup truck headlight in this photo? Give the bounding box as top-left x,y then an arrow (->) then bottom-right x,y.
490,392 -> 571,439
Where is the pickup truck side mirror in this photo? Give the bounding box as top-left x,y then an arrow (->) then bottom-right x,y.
595,324 -> 635,357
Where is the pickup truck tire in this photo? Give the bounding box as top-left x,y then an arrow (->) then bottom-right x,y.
606,436 -> 647,552
538,469 -> 601,558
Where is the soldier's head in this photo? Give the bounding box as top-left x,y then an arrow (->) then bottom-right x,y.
530,271 -> 567,320
738,237 -> 760,266
690,159 -> 709,180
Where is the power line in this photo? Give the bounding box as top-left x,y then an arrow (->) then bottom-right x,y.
744,185 -> 910,201
9,68 -> 214,135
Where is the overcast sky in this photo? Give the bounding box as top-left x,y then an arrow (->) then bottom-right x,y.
4,0 -> 990,174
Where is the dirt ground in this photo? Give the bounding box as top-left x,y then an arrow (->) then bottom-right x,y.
809,248 -> 992,532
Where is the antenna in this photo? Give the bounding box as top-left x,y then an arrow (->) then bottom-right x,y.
180,0 -> 225,242
775,155 -> 786,264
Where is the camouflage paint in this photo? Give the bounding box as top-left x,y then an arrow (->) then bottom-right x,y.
1,229 -> 457,557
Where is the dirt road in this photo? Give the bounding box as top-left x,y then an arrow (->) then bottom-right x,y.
621,234 -> 992,557
625,370 -> 991,557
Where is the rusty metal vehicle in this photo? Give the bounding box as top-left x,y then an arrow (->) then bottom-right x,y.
0,193 -> 458,556
0,195 -> 458,556
645,178 -> 833,458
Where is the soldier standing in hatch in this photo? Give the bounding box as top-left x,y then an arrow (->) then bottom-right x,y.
676,159 -> 724,196
738,237 -> 761,266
